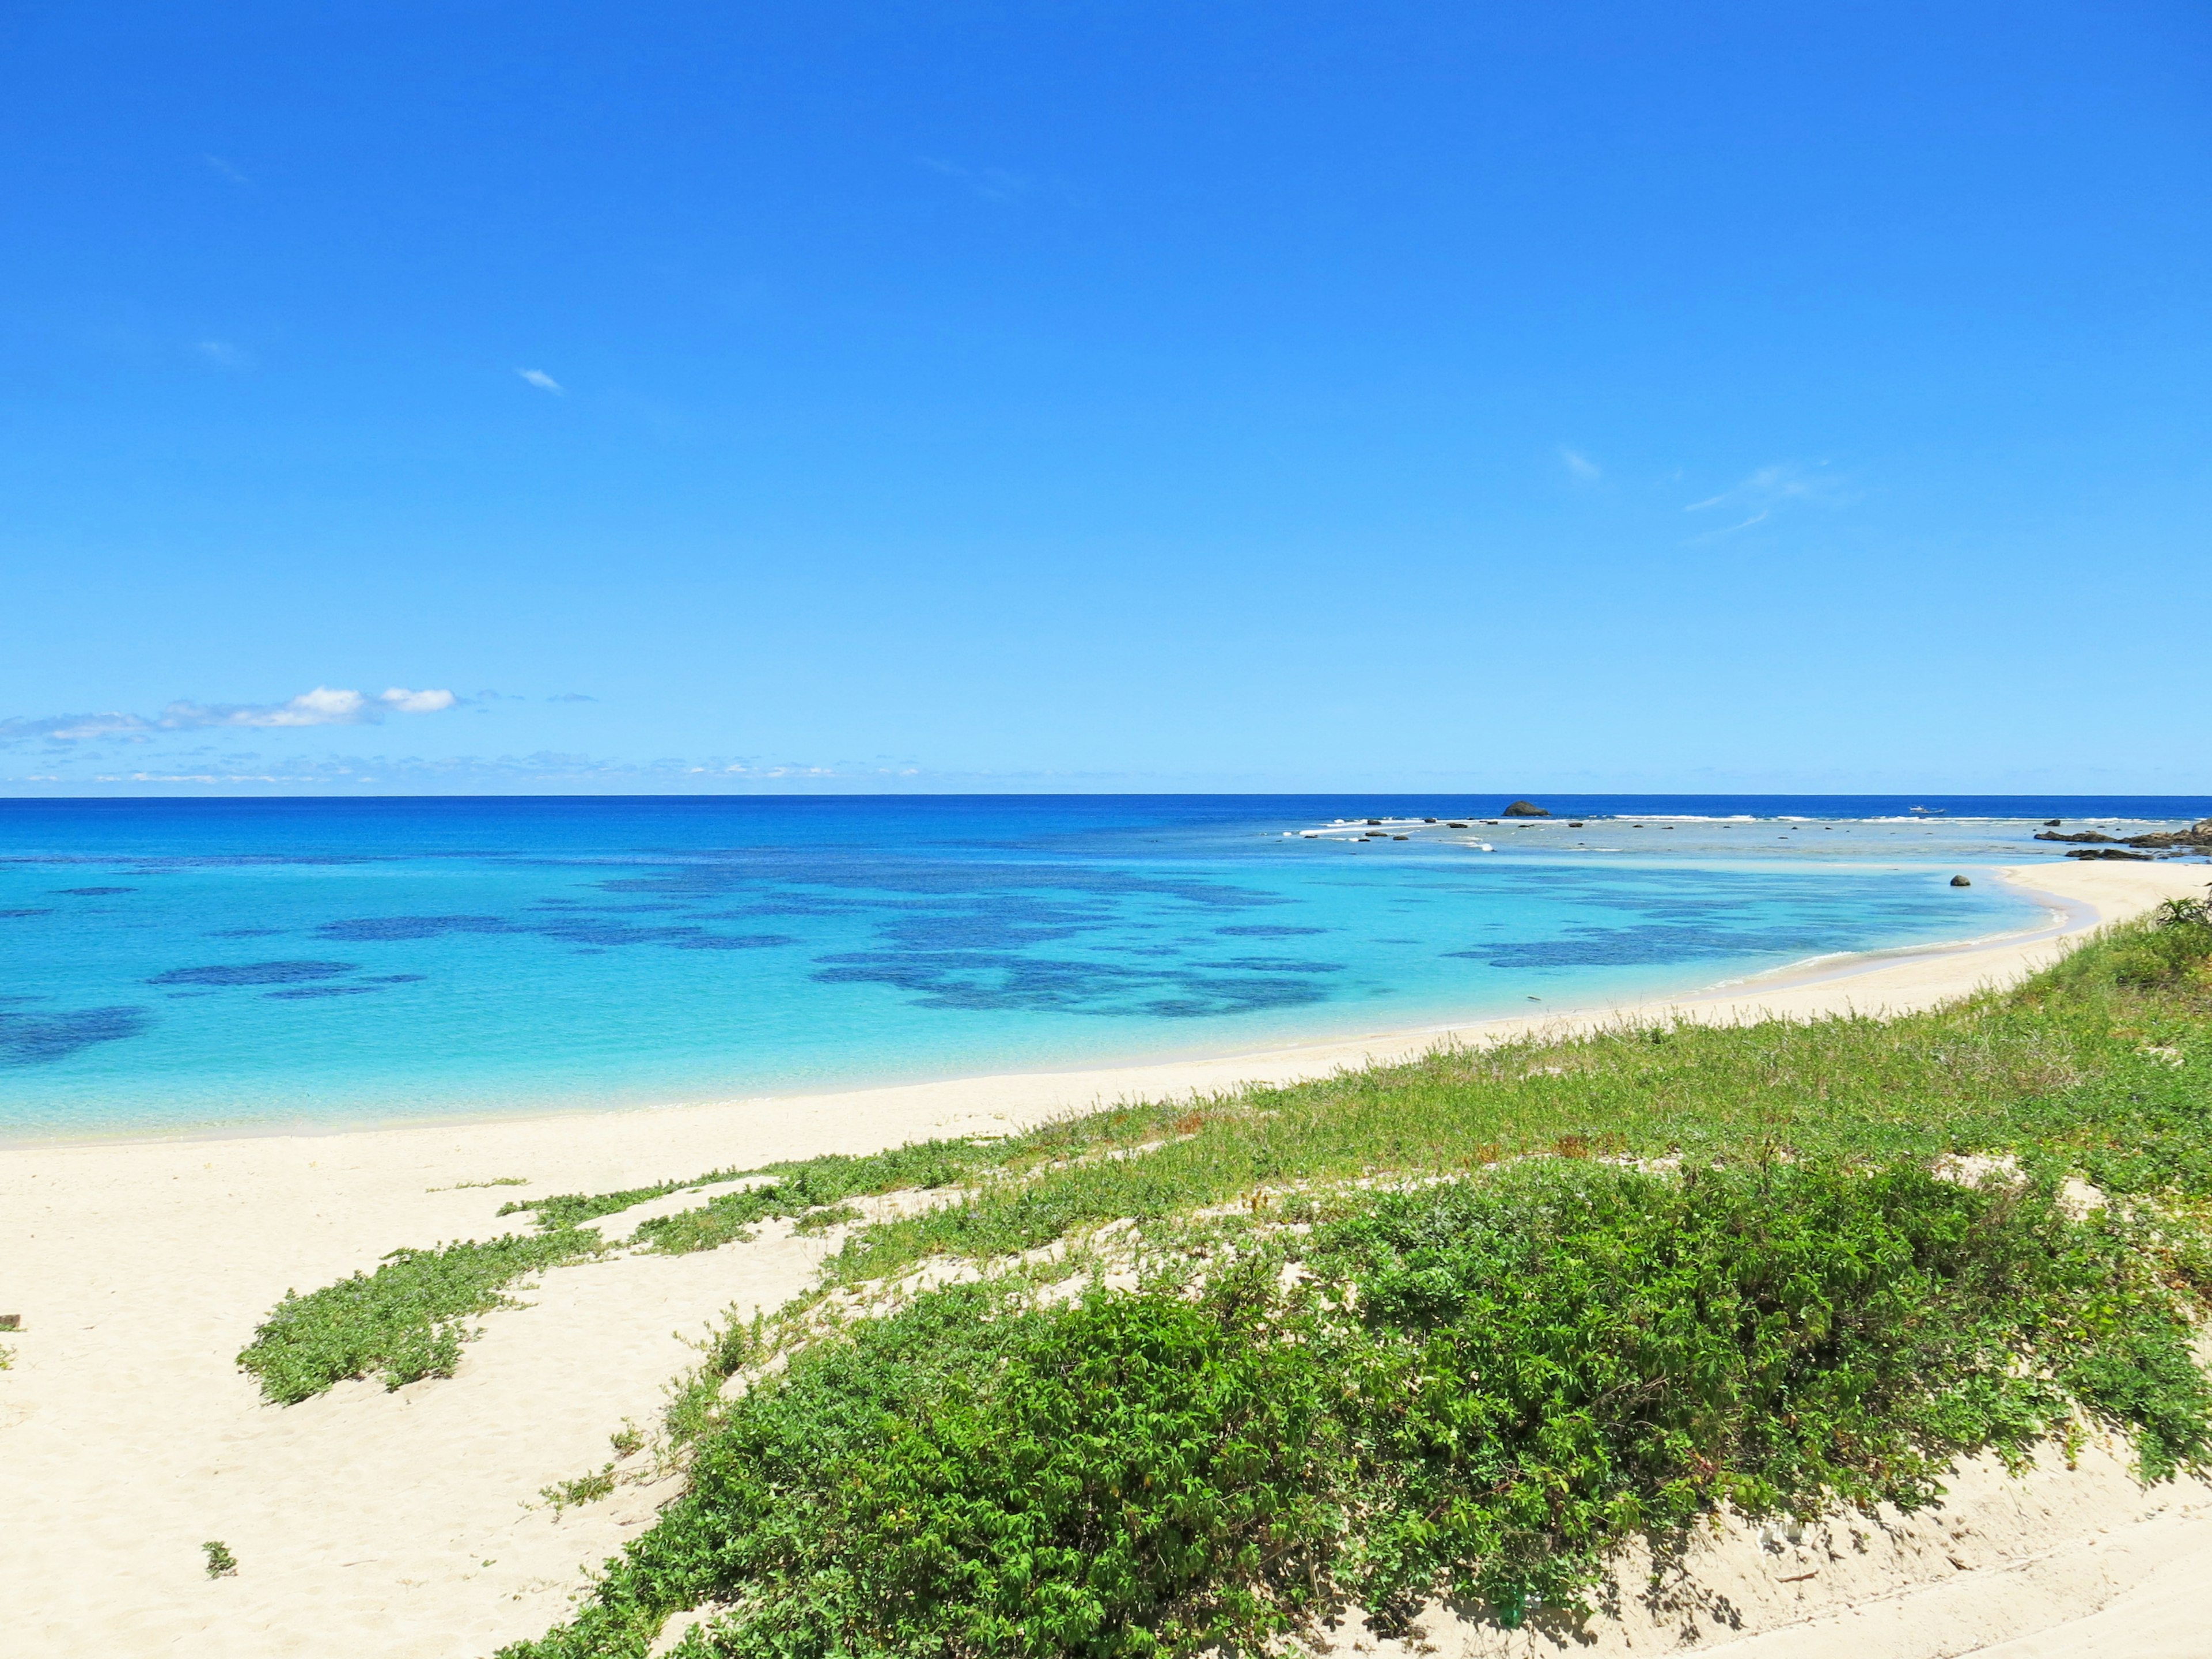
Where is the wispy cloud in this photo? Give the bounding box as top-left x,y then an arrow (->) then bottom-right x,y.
1559,446 -> 1601,482
1683,461 -> 1851,537
194,339 -> 253,371
915,156 -> 1088,208
517,368 -> 564,394
916,156 -> 1033,203
547,692 -> 598,703
203,154 -> 250,185
0,686 -> 460,747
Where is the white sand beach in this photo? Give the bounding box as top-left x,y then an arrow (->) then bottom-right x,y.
2,858 -> 2207,1658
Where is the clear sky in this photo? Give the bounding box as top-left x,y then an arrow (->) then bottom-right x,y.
3,2 -> 2206,795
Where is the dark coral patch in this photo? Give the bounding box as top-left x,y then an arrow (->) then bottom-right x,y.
264,986 -> 382,1000
0,1005 -> 153,1065
53,886 -> 136,896
149,960 -> 359,987
813,950 -> 1332,1018
672,934 -> 802,950
0,908 -> 52,919
1457,923 -> 1854,969
1214,925 -> 1328,937
315,916 -> 514,942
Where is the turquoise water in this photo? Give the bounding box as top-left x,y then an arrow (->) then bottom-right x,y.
3,794 -> 2198,1141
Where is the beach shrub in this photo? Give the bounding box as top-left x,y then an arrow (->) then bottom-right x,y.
496,1138 -> 990,1252
499,1179 -> 711,1232
202,1540 -> 237,1578
501,1159 -> 2209,1659
543,1465 -> 619,1516
632,1139 -> 982,1254
236,1228 -> 604,1404
1310,1161 -> 2207,1628
2115,896 -> 2212,990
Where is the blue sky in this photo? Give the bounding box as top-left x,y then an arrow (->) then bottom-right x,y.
3,1 -> 2206,794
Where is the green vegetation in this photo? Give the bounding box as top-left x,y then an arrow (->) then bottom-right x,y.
237,1229 -> 607,1403
503,1162 -> 2205,1658
543,1465 -> 620,1516
497,1139 -> 990,1252
241,1146 -> 996,1404
429,1176 -> 533,1192
498,1177 -> 719,1232
202,1540 -> 237,1579
494,897 -> 2212,1658
631,1140 -> 984,1253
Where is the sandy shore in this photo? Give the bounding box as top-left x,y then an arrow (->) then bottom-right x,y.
2,858 -> 2205,1657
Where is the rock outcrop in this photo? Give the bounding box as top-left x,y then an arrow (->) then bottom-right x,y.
1501,800 -> 1551,817
2124,817 -> 2212,850
2039,819 -> 2210,851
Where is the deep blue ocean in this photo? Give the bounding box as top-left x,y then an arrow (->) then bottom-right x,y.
3,794 -> 2206,1141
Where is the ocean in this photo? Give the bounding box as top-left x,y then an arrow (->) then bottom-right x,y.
3,794 -> 2205,1141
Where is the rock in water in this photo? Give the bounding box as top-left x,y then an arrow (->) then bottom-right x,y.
1501,800 -> 1551,817
1950,874 -> 1973,886
2122,817 -> 2212,850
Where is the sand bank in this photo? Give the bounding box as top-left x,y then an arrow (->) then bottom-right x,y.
1,858 -> 2205,1657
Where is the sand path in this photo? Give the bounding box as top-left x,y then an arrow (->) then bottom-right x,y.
1,858 -> 2205,1657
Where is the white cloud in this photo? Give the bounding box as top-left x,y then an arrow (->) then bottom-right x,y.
0,685 -> 461,747
1559,446 -> 1601,482
1683,462 -> 1851,537
2,712 -> 158,743
194,339 -> 253,370
517,368 -> 565,394
203,154 -> 251,185
378,687 -> 456,715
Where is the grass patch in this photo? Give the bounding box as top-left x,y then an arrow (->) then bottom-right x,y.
543,1465 -> 619,1516
242,1145 -> 1004,1404
631,1140 -> 985,1253
498,1178 -> 728,1232
490,1140 -> 987,1244
497,1141 -> 994,1253
237,1228 -> 606,1404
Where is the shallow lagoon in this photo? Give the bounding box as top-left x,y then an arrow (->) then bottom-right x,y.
4,794 -> 2198,1138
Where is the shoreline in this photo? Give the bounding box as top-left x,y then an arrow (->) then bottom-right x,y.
1,855 -> 2186,1158
2,856 -> 2206,1659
